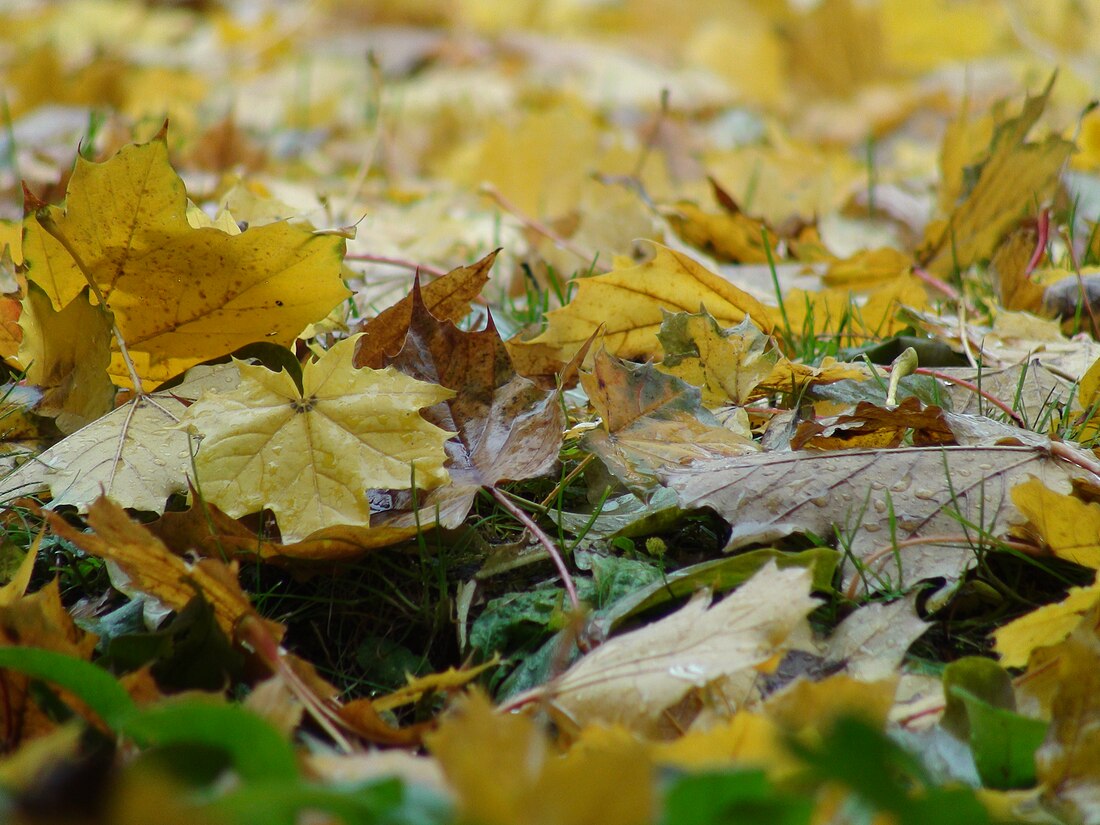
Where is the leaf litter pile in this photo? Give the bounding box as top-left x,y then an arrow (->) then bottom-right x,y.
6,1 -> 1100,823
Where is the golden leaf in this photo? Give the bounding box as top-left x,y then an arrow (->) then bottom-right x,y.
46,497 -> 280,642
919,78 -> 1074,277
515,244 -> 777,365
24,131 -> 349,390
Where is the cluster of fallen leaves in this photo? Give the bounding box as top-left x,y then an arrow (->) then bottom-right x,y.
5,0 -> 1100,823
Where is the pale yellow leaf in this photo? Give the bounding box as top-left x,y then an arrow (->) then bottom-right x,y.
183,335 -> 454,542
0,363 -> 240,513
511,563 -> 819,736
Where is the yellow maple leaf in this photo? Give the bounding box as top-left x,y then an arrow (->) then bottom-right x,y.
427,691 -> 653,825
182,334 -> 455,543
918,78 -> 1074,277
23,130 -> 349,390
18,284 -> 115,434
994,577 -> 1100,668
514,244 -> 777,365
1011,477 -> 1100,568
657,312 -> 779,407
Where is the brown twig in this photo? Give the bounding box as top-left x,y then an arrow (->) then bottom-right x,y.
490,486 -> 580,611
344,253 -> 448,277
479,182 -> 605,271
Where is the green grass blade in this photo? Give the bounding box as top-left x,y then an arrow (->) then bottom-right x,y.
0,646 -> 137,729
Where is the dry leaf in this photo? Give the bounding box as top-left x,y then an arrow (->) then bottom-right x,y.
0,363 -> 240,513
510,563 -> 819,736
581,347 -> 757,491
373,282 -> 564,530
665,444 -> 1100,593
46,497 -> 281,642
354,251 -> 497,369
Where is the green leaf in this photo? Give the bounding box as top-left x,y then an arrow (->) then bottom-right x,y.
205,777 -> 453,825
659,771 -> 812,825
941,656 -> 1016,740
791,716 -> 990,825
0,646 -> 137,729
949,686 -> 1048,790
122,700 -> 299,783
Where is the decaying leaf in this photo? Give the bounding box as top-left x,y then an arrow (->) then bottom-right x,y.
665,443 -> 1100,593
509,563 -> 819,737
183,334 -> 454,542
354,251 -> 498,369
373,281 -> 564,530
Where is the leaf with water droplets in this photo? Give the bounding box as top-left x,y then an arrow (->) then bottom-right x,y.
663,444 -> 1100,595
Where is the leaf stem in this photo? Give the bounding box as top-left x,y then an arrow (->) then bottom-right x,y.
490,486 -> 579,611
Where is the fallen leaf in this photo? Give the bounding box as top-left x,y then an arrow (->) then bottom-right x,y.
822,247 -> 911,288
990,221 -> 1047,313
45,497 -> 282,642
18,283 -> 115,433
354,251 -> 497,369
994,578 -> 1100,668
427,691 -> 653,825
373,281 -> 564,530
509,563 -> 820,737
918,78 -> 1074,277
665,444 -> 1100,593
782,272 -> 930,346
663,200 -> 774,264
0,580 -> 102,745
1010,477 -> 1100,568
581,347 -> 757,491
512,244 -> 777,366
1034,624 -> 1100,823
0,363 -> 240,513
790,397 -> 956,451
146,494 -> 422,562
657,311 -> 779,406
822,594 -> 929,681
182,334 -> 454,542
372,660 -> 499,713
23,129 -> 349,390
